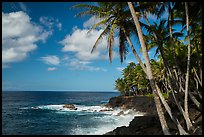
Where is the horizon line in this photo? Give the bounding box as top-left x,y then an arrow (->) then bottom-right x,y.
2,90 -> 119,92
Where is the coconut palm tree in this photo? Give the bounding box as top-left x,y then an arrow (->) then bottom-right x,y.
73,2 -> 201,134
115,78 -> 127,95
141,16 -> 194,129
127,2 -> 171,135
73,2 -> 148,74
127,2 -> 190,135
139,2 -> 199,132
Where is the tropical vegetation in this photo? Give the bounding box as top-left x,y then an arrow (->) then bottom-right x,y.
73,2 -> 202,135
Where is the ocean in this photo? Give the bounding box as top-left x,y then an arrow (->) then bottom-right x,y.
2,91 -> 143,135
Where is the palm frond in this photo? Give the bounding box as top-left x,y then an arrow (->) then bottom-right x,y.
91,24 -> 111,53
108,19 -> 117,63
87,16 -> 114,33
119,27 -> 128,63
73,4 -> 110,18
156,3 -> 166,19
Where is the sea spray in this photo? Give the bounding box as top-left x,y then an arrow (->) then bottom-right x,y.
26,104 -> 145,135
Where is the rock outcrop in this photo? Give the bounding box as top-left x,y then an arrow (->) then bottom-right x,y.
63,104 -> 77,110
105,115 -> 163,135
105,95 -> 157,114
104,95 -> 202,135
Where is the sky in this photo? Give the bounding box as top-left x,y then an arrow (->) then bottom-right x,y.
2,2 -> 163,91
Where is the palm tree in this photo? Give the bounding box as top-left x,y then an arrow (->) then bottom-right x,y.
74,4 -> 171,134
73,2 -> 201,134
141,16 -> 194,130
127,2 -> 171,135
73,2 -> 148,74
127,2 -> 190,135
115,78 -> 127,95
140,2 -> 198,132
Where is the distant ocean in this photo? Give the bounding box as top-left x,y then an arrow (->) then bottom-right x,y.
2,91 -> 143,135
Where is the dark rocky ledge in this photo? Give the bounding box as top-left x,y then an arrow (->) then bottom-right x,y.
105,95 -> 157,114
105,115 -> 163,135
103,95 -> 202,135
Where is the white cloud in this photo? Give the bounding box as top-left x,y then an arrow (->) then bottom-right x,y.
57,22 -> 62,30
56,19 -> 62,31
62,54 -> 69,61
39,16 -> 54,29
48,67 -> 57,71
37,30 -> 53,43
2,11 -> 51,67
59,27 -> 118,61
39,16 -> 62,31
40,55 -> 60,65
68,59 -> 107,72
40,54 -> 106,72
116,67 -> 125,72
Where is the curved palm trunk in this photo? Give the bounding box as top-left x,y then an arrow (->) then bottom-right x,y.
128,2 -> 170,135
184,2 -> 193,131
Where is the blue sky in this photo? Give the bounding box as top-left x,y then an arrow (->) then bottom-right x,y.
2,2 -> 162,91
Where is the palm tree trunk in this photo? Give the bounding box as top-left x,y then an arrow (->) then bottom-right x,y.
189,91 -> 202,111
193,67 -> 202,87
122,27 -> 147,75
155,84 -> 188,135
168,2 -> 182,81
184,2 -> 193,131
128,2 -> 171,135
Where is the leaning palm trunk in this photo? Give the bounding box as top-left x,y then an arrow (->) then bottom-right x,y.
184,2 -> 193,131
144,11 -> 192,131
193,67 -> 202,87
189,91 -> 202,111
128,2 -> 170,135
155,84 -> 188,135
121,27 -> 147,75
123,22 -> 188,134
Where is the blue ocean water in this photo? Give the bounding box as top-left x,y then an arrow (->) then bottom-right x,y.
2,91 -> 140,135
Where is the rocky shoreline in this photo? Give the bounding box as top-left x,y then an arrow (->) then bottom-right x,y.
103,95 -> 202,135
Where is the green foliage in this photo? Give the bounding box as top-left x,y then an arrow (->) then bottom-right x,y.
145,93 -> 154,98
145,93 -> 168,99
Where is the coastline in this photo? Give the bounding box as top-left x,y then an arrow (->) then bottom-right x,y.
103,95 -> 202,135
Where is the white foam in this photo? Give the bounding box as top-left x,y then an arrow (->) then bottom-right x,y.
28,104 -> 115,114
37,104 -> 64,110
21,104 -> 145,116
21,104 -> 145,135
71,111 -> 143,135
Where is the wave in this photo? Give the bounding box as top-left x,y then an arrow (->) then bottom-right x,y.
20,104 -> 145,135
71,110 -> 144,135
22,104 -> 107,113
